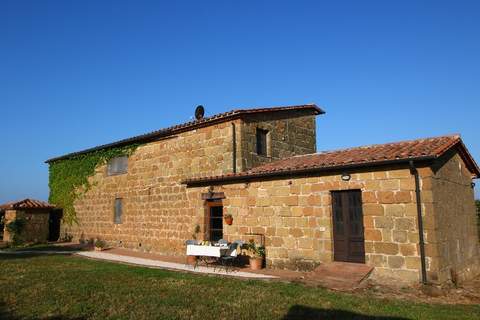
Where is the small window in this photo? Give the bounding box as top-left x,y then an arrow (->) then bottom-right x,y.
256,128 -> 268,156
107,156 -> 128,176
209,205 -> 223,241
114,198 -> 123,224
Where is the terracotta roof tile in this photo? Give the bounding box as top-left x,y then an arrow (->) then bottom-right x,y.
46,104 -> 324,163
185,134 -> 480,184
0,199 -> 54,210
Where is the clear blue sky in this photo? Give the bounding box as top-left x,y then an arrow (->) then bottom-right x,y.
1,0 -> 479,203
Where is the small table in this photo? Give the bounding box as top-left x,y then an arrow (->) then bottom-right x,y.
186,245 -> 228,268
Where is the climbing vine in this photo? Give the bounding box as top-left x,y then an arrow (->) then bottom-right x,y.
48,144 -> 139,225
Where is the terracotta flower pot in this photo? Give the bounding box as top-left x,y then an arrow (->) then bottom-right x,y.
187,255 -> 197,265
224,216 -> 233,225
249,257 -> 263,270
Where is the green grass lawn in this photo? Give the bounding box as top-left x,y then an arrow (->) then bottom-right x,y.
0,254 -> 479,320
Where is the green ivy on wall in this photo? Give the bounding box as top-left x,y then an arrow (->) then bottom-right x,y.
48,144 -> 139,225
6,217 -> 27,245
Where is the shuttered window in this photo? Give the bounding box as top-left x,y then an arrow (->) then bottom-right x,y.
114,198 -> 123,224
107,156 -> 128,175
256,128 -> 268,156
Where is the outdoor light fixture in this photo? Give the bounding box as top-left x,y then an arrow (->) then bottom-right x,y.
341,173 -> 351,181
207,186 -> 214,199
472,182 -> 476,189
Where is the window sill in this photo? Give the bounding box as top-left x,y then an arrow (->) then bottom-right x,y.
254,153 -> 272,158
107,172 -> 127,177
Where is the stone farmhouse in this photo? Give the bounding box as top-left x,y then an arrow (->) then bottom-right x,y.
46,104 -> 480,284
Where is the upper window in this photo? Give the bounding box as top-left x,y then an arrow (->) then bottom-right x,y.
107,156 -> 128,176
114,198 -> 123,224
256,128 -> 268,156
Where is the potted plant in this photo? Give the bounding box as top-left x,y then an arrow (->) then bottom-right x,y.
245,239 -> 265,270
94,239 -> 107,251
223,214 -> 233,225
187,255 -> 197,265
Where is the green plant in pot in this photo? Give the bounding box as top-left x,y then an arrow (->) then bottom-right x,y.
245,239 -> 265,270
223,214 -> 233,225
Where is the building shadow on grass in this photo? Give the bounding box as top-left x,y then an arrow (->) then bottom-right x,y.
0,243 -> 87,261
0,301 -> 86,320
0,252 -> 74,261
282,305 -> 410,320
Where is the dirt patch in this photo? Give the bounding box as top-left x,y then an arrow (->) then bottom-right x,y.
353,276 -> 480,305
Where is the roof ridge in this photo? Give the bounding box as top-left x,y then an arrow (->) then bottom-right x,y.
316,134 -> 461,155
0,198 -> 53,210
255,134 -> 461,163
46,104 -> 323,163
184,133 -> 478,185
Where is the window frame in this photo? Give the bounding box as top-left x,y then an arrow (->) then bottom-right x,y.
114,198 -> 123,224
107,156 -> 128,176
205,200 -> 223,241
256,128 -> 269,156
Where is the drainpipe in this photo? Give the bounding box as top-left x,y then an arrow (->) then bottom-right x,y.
231,122 -> 237,174
409,160 -> 428,285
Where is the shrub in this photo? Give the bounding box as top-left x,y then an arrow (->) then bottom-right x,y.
94,239 -> 107,249
60,232 -> 73,242
6,217 -> 27,246
244,239 -> 265,258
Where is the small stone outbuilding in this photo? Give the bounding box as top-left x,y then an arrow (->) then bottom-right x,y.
0,199 -> 55,243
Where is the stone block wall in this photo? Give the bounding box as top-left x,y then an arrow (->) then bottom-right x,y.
239,111 -> 316,170
2,210 -> 16,242
188,164 -> 429,282
65,120 -> 239,254
62,112 -> 317,255
428,151 -> 480,283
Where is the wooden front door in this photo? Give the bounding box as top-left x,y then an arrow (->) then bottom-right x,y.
331,190 -> 365,263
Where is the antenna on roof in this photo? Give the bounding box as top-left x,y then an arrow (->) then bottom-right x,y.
195,105 -> 205,120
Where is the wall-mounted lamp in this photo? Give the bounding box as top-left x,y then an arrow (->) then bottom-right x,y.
207,186 -> 214,198
472,182 -> 476,189
341,173 -> 351,181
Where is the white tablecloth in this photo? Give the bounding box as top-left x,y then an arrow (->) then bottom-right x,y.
186,245 -> 228,257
